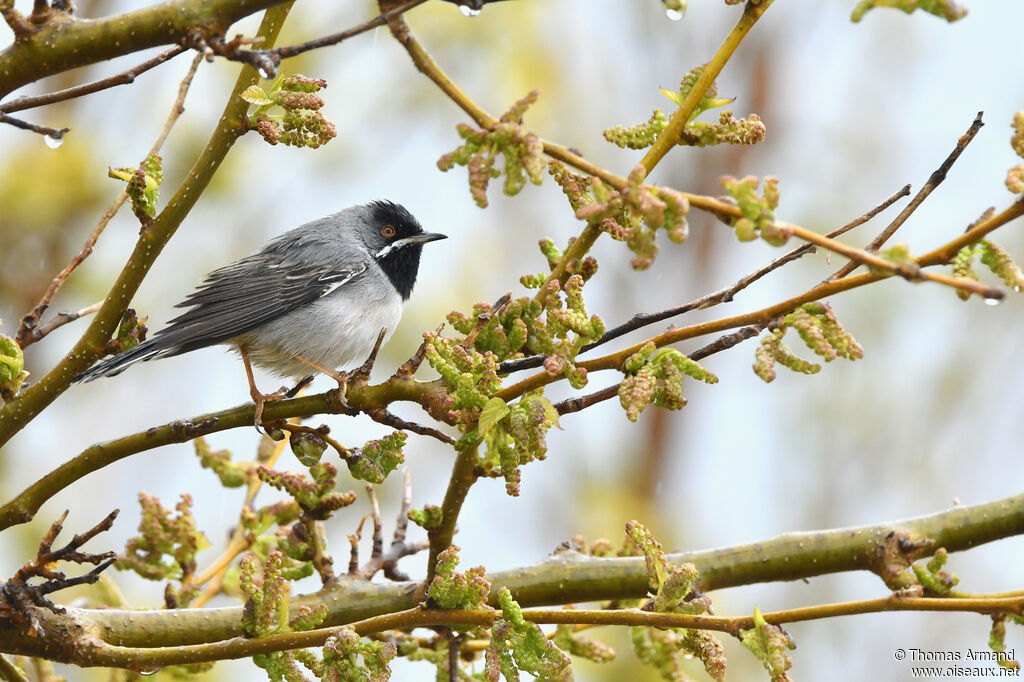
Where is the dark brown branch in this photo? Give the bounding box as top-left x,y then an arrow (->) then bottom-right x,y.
348,475 -> 428,581
189,0 -> 430,79
553,325 -> 765,416
349,329 -> 388,385
366,407 -> 455,445
554,383 -> 619,416
0,112 -> 68,139
499,184 -> 911,375
829,111 -> 985,280
0,46 -> 187,114
1,510 -> 119,635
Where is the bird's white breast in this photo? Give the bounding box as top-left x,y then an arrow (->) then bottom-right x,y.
232,287 -> 404,379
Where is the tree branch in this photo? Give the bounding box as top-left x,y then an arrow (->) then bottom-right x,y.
16,53 -> 204,349
0,0 -> 287,99
0,6 -> 295,449
638,0 -> 774,175
0,375 -> 446,530
0,112 -> 67,139
202,0 -> 430,79
0,46 -> 187,114
829,110 -> 986,280
499,184 -> 911,376
496,198 -> 1024,403
425,444 -> 479,584
3,491 -> 1022,664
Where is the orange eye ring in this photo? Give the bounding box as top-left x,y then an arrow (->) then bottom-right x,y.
381,224 -> 396,238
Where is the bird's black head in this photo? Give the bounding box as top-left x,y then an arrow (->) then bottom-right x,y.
364,200 -> 446,300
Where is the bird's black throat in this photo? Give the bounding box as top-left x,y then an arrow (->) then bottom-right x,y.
370,201 -> 428,301
376,243 -> 423,301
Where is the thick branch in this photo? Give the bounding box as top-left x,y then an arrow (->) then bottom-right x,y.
0,0 -> 286,99
3,491 -> 1022,663
425,445 -> 479,584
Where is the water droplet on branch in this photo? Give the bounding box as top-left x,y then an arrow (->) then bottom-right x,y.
665,8 -> 684,20
44,133 -> 64,149
459,4 -> 481,17
983,296 -> 1002,306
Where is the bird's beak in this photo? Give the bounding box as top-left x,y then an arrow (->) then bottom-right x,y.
407,232 -> 447,244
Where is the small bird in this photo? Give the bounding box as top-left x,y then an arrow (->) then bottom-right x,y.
74,201 -> 446,422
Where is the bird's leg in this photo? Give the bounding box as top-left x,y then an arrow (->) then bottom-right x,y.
239,344 -> 288,428
291,353 -> 349,403
290,330 -> 388,406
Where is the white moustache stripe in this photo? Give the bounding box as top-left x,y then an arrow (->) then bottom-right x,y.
374,238 -> 418,260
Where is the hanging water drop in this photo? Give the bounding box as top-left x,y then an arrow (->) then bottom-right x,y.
44,133 -> 64,149
663,0 -> 686,20
459,4 -> 481,17
983,296 -> 1002,306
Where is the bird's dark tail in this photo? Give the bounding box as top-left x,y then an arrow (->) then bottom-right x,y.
72,339 -> 170,383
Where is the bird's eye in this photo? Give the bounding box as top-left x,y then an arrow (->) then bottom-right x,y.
381,224 -> 396,238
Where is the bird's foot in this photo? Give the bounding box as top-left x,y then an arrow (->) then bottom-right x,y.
252,385 -> 289,430
330,370 -> 349,407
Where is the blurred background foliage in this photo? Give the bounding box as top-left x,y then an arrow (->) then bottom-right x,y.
1,0 -> 1023,680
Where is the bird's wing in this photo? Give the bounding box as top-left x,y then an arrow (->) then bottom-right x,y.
153,254 -> 368,354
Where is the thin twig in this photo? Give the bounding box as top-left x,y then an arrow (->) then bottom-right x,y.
381,469 -> 428,581
394,323 -> 443,380
194,0 -> 429,79
0,46 -> 188,114
367,408 -> 455,445
0,112 -> 68,139
0,3 -> 32,38
19,302 -> 102,346
15,54 -> 204,349
499,184 -> 911,376
367,485 -> 384,568
181,403 -> 298,608
829,111 -> 985,280
782,221 -> 1004,299
553,325 -> 765,416
463,291 -> 511,349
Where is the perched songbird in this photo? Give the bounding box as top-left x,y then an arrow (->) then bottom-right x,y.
74,201 -> 446,421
